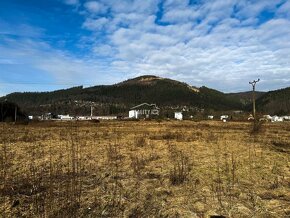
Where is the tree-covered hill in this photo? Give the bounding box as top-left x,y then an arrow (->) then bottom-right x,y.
0,75 -> 243,115
226,91 -> 266,105
255,87 -> 290,115
1,75 -> 289,116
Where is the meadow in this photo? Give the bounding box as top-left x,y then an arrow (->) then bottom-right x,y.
0,120 -> 289,217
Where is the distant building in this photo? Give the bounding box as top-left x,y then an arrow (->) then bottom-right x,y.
58,115 -> 74,120
92,116 -> 117,120
129,103 -> 159,119
271,115 -> 283,122
248,114 -> 254,120
43,113 -> 53,120
174,112 -> 183,120
76,116 -> 91,120
208,115 -> 214,120
220,115 -> 228,121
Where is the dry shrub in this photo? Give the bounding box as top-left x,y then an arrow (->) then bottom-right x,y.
168,144 -> 192,185
127,190 -> 165,217
134,136 -> 147,147
271,140 -> 290,153
130,155 -> 147,178
150,131 -> 183,141
106,143 -> 123,162
251,120 -> 264,134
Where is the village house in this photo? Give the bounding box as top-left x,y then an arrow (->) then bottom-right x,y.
220,115 -> 229,121
92,116 -> 117,120
129,103 -> 159,119
76,116 -> 92,120
174,112 -> 183,120
58,114 -> 74,120
208,115 -> 214,120
42,113 -> 53,120
271,115 -> 284,122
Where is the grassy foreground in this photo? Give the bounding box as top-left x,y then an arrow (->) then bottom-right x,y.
0,120 -> 289,217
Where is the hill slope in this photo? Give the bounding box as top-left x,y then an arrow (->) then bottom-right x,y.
255,87 -> 290,115
227,91 -> 266,105
0,75 -> 243,115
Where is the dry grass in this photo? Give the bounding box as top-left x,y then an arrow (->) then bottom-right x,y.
0,120 -> 289,217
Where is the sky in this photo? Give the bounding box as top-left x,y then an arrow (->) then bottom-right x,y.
0,0 -> 290,96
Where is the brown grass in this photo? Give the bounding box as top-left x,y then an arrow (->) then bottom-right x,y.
0,120 -> 289,217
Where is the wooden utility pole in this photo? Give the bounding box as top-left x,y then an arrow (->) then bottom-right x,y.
90,106 -> 93,117
14,105 -> 17,124
249,79 -> 260,120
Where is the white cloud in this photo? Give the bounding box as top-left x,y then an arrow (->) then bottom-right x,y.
2,0 -> 290,94
82,17 -> 109,31
0,37 -> 122,90
0,20 -> 45,38
74,0 -> 290,92
84,1 -> 107,14
277,1 -> 290,18
64,0 -> 79,6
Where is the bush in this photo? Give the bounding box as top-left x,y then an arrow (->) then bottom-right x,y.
251,120 -> 263,134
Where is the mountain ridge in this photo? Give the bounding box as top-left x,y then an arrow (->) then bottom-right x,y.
1,75 -> 289,116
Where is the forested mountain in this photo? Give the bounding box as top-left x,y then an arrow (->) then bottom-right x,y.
255,87 -> 290,115
0,101 -> 26,122
227,91 -> 266,105
0,75 -> 289,116
0,75 -> 242,115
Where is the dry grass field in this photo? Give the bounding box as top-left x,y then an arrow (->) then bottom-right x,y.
0,120 -> 289,217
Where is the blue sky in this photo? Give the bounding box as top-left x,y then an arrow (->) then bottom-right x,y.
0,0 -> 290,96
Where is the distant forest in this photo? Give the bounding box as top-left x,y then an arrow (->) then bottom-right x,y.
1,76 -> 289,116
0,101 -> 26,122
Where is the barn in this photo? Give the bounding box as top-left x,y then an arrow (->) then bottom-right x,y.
129,103 -> 159,119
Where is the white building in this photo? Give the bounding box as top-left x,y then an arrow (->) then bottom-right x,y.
220,115 -> 228,120
208,115 -> 214,120
271,115 -> 284,122
58,115 -> 74,120
76,116 -> 91,120
129,110 -> 138,119
174,112 -> 183,120
92,116 -> 117,120
263,115 -> 272,120
129,103 -> 159,119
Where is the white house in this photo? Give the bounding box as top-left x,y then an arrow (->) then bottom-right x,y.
174,112 -> 183,120
129,103 -> 160,119
58,115 -> 74,120
76,116 -> 91,120
220,115 -> 228,120
129,110 -> 138,119
208,115 -> 214,120
271,115 -> 283,122
263,115 -> 272,120
248,114 -> 254,120
92,116 -> 117,120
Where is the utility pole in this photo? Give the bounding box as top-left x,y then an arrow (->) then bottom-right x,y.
249,79 -> 260,120
90,106 -> 93,117
14,105 -> 17,124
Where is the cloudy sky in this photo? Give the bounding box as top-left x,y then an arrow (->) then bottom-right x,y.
0,0 -> 290,96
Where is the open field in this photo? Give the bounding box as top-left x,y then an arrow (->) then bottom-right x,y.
0,120 -> 289,217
